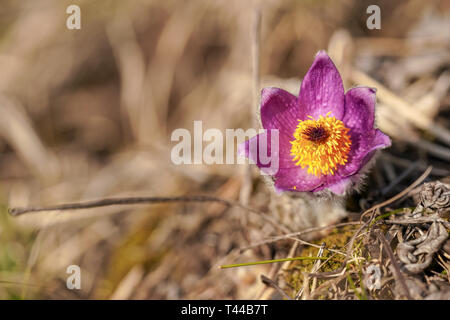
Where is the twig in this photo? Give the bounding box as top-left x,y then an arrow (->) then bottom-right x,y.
381,162 -> 419,196
307,243 -> 326,299
251,7 -> 261,127
286,237 -> 346,257
408,137 -> 450,162
343,221 -> 371,268
258,241 -> 299,300
9,194 -> 292,234
385,217 -> 450,228
304,267 -> 347,279
239,6 -> 261,226
382,160 -> 397,184
9,195 -> 236,216
376,231 -> 413,300
309,274 -> 347,299
352,69 -> 450,147
240,221 -> 361,253
380,154 -> 449,177
360,166 -> 433,223
260,275 -> 292,300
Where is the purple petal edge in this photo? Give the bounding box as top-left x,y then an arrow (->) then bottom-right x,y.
298,51 -> 345,120
343,86 -> 376,135
260,87 -> 299,136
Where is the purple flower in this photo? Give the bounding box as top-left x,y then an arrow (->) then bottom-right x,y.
239,51 -> 391,195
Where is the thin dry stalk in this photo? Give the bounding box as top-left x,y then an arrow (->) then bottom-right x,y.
351,70 -> 450,147
376,231 -> 412,300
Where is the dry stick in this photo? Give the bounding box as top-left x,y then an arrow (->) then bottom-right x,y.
360,166 -> 433,223
260,275 -> 292,300
251,7 -> 261,129
300,272 -> 311,300
376,231 -> 413,300
410,137 -> 450,162
311,243 -> 326,295
9,195 -> 286,231
286,236 -> 346,257
309,274 -> 347,299
380,154 -> 449,177
9,194 -> 293,235
239,7 -> 261,233
386,218 -> 450,228
381,161 -> 419,196
274,222 -> 362,242
352,70 -> 450,147
258,241 -> 298,300
9,195 -> 232,216
298,243 -> 326,300
240,221 -> 361,253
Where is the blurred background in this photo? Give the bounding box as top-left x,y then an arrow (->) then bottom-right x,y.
0,0 -> 449,299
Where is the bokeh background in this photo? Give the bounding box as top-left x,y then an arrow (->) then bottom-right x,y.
0,0 -> 449,299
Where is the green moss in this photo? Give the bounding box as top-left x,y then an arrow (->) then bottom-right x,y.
285,225 -> 358,296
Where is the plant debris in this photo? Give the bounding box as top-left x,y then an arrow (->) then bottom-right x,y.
278,181 -> 450,300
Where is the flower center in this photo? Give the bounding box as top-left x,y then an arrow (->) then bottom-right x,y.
290,113 -> 351,176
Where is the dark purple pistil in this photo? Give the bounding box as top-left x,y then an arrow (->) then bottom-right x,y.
304,126 -> 328,142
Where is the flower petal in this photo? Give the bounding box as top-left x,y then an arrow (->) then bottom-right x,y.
343,86 -> 376,135
274,167 -> 324,192
260,87 -> 299,140
238,131 -> 280,175
372,129 -> 392,149
239,130 -> 324,192
334,87 -> 390,177
325,128 -> 391,187
298,51 -> 345,120
341,127 -> 391,178
238,129 -> 299,170
358,129 -> 391,169
316,128 -> 390,194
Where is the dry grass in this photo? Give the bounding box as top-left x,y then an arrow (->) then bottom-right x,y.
0,0 -> 449,299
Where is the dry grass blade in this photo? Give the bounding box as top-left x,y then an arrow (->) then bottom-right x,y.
360,166 -> 433,223
352,70 -> 450,147
260,275 -> 292,300
376,231 -> 412,300
8,195 -> 257,216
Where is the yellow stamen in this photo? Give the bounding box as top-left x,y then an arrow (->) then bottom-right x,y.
290,114 -> 351,176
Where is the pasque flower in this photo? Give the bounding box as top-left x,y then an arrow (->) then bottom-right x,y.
240,51 -> 391,195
